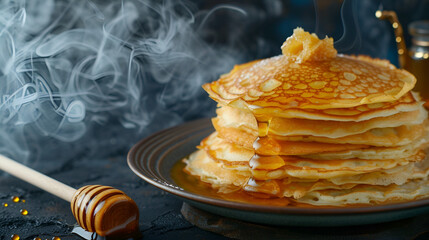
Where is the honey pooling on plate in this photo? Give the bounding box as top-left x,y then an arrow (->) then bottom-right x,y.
12,196 -> 20,203
183,28 -> 429,207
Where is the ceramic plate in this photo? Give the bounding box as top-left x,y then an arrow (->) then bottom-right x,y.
127,118 -> 429,226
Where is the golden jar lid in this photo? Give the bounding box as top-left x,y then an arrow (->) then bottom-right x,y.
409,20 -> 429,47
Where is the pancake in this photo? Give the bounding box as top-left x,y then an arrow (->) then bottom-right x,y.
200,136 -> 426,180
253,136 -> 370,156
202,131 -> 370,158
244,178 -> 357,199
267,106 -> 427,138
185,148 -> 429,201
281,123 -> 426,147
201,132 -> 254,163
296,178 -> 429,206
303,130 -> 429,160
249,151 -> 425,180
204,128 -> 429,160
225,91 -> 422,123
328,157 -> 429,186
183,149 -> 249,193
212,109 -> 257,149
203,28 -> 416,112
213,105 -> 427,148
252,92 -> 422,121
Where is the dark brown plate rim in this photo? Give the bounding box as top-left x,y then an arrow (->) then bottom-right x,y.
127,118 -> 429,216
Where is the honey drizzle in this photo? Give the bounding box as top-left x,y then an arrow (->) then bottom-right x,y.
244,117 -> 287,196
173,160 -> 291,206
177,115 -> 344,207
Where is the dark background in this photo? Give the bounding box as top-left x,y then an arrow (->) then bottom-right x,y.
1,0 -> 429,239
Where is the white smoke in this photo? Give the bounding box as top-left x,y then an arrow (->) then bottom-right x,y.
314,0 -> 391,58
0,0 -> 248,164
0,0 -> 396,165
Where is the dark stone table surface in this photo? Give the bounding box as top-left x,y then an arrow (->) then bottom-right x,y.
1,153 -> 429,240
0,155 -> 222,240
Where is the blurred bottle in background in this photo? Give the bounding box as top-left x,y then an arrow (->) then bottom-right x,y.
407,21 -> 429,100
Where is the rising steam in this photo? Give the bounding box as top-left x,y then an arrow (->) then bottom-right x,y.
313,0 -> 390,58
0,0 -> 394,165
0,0 -> 247,164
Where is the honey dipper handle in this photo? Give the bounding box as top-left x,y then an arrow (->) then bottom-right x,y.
0,154 -> 76,202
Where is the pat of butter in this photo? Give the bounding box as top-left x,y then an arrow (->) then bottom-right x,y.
281,27 -> 337,63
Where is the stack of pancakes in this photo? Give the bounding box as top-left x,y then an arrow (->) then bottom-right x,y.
184,28 -> 429,206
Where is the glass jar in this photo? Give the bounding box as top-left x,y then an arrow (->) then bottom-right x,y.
407,20 -> 429,100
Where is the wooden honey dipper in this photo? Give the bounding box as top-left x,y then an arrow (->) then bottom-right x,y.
0,154 -> 140,238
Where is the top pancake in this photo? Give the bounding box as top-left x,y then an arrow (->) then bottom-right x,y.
252,92 -> 422,122
203,28 -> 416,112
